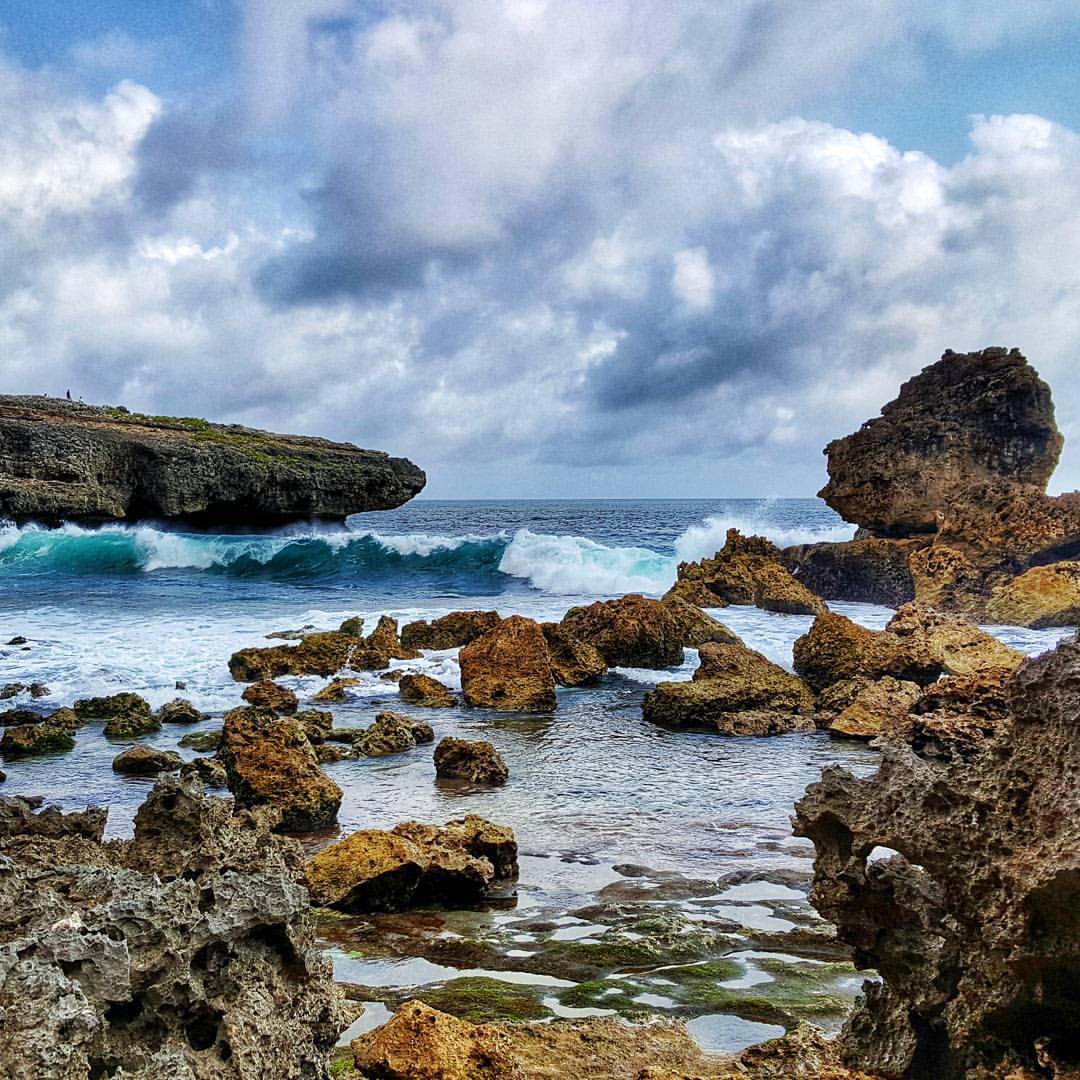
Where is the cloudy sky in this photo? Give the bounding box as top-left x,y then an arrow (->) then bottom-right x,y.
1,1 -> 1080,498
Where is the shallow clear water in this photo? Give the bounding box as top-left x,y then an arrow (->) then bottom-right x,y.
0,499 -> 1071,1054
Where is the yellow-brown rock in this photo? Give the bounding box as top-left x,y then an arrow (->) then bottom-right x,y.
434,736 -> 509,785
540,623 -> 607,687
305,830 -> 428,911
311,677 -> 362,703
643,641 -> 815,735
560,595 -> 684,668
459,616 -> 557,712
351,1001 -> 521,1080
829,677 -> 922,739
241,679 -> 298,714
660,597 -> 743,648
401,610 -> 503,651
398,672 -> 457,707
228,631 -> 362,681
368,614 -> 423,660
887,603 -> 1023,676
218,706 -> 342,832
986,562 -> 1080,628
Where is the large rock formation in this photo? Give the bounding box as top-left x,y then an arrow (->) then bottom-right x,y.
459,616 -> 557,712
789,348 -> 1080,624
794,633 -> 1080,1078
0,396 -> 424,526
560,595 -> 686,669
0,775 -> 347,1080
820,347 -> 1062,537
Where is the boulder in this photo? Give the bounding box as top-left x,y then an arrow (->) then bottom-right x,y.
242,679 -> 299,714
312,676 -> 362,703
368,614 -> 423,660
74,691 -> 152,721
398,672 -> 457,707
0,394 -> 424,525
401,610 -> 503,651
305,816 -> 517,913
668,530 -> 827,616
659,597 -> 743,649
351,1000 -> 519,1080
157,697 -> 208,724
112,744 -> 183,775
354,711 -> 434,757
459,616 -> 557,711
228,630 -> 363,682
828,677 -> 922,740
295,709 -> 335,742
219,706 -> 342,832
661,574 -> 728,608
0,715 -> 77,758
0,707 -> 44,726
178,728 -> 221,751
180,756 -> 228,787
434,736 -> 509,785
819,347 -> 1063,536
985,562 -> 1080,627
794,634 -> 1080,1078
560,595 -> 684,668
540,623 -> 607,686
792,606 -> 1022,692
339,615 -> 365,636
643,642 -> 815,735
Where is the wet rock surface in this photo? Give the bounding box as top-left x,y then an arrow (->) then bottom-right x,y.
219,706 -> 343,832
398,672 -> 457,707
401,611 -> 503,651
795,634 -> 1080,1078
0,775 -> 347,1079
459,616 -> 557,712
0,395 -> 425,525
561,594 -> 686,668
434,736 -> 510,785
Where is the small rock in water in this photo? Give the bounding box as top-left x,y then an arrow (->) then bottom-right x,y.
157,697 -> 208,724
0,684 -> 25,700
6,636 -> 26,646
178,728 -> 221,751
242,679 -> 299,714
112,744 -> 183,775
434,736 -> 509,786
398,672 -> 456,707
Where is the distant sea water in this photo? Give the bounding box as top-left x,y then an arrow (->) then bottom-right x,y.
0,498 -> 1070,1051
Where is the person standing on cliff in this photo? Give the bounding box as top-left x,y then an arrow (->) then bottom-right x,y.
66,389 -> 71,400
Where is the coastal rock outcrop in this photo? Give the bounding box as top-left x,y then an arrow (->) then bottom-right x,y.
560,595 -> 685,669
795,633 -> 1080,1078
792,606 -> 1021,692
459,616 -> 557,712
401,611 -> 503,651
985,561 -> 1080,628
242,679 -> 299,713
353,711 -> 434,757
304,816 -> 517,912
398,673 -> 457,707
219,706 -> 342,832
434,736 -> 509,785
820,347 -> 1062,536
668,530 -> 827,616
642,641 -> 816,735
0,775 -> 347,1080
0,395 -> 425,525
827,677 -> 922,740
540,623 -> 608,686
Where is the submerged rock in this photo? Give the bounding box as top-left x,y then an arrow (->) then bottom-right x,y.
401,610 -> 502,651
643,641 -> 815,736
0,775 -> 347,1079
459,616 -> 557,712
560,594 -> 685,669
112,744 -> 183,774
219,706 -> 342,832
0,394 -> 424,525
157,697 -> 208,724
820,347 -> 1062,537
398,672 -> 457,707
434,736 -> 509,785
795,634 -> 1080,1077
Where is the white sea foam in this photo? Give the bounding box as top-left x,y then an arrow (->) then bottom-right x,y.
369,531 -> 506,557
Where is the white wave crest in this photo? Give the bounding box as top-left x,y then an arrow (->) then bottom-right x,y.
497,529 -> 675,596
673,514 -> 855,564
369,531 -> 506,557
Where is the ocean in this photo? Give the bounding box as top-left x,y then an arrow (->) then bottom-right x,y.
0,499 -> 1068,1051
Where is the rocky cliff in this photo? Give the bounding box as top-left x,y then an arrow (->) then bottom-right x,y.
795,632 -> 1080,1079
0,397 -> 425,525
819,347 -> 1062,537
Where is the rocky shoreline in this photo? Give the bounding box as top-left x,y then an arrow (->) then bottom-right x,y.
2,348 -> 1079,1077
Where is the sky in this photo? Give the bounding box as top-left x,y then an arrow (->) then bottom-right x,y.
1,1 -> 1080,499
